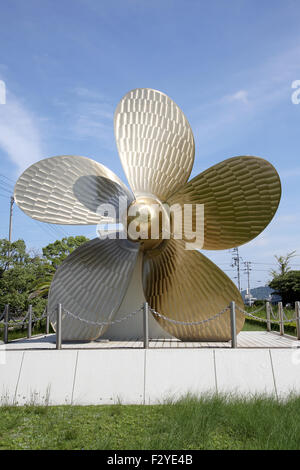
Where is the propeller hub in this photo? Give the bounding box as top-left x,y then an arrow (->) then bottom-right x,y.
126,197 -> 169,249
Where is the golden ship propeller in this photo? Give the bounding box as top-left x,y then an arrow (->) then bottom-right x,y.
14,88 -> 281,341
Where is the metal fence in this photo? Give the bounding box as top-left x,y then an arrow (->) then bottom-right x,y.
0,304 -> 49,344
1,300 -> 300,349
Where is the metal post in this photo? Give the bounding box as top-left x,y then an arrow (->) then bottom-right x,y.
295,301 -> 300,341
27,305 -> 32,339
230,301 -> 237,348
56,303 -> 62,350
143,302 -> 149,349
278,302 -> 284,336
46,306 -> 50,335
266,301 -> 271,332
3,304 -> 9,344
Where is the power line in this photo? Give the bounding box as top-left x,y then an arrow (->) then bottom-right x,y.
14,205 -> 65,240
0,173 -> 15,184
0,184 -> 13,195
2,188 -> 70,240
0,174 -> 75,242
45,223 -> 69,238
0,193 -> 10,200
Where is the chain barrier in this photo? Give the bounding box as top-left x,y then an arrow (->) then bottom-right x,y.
269,304 -> 293,321
8,311 -> 23,321
0,311 -> 29,327
243,304 -> 266,315
8,311 -> 30,326
61,305 -> 143,326
237,306 -> 300,324
0,307 -> 48,327
58,304 -> 229,327
282,309 -> 289,321
270,304 -> 277,320
32,308 -> 48,323
149,306 -> 229,326
1,302 -> 299,331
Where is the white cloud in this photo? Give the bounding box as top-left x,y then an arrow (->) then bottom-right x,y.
0,83 -> 43,175
191,45 -> 300,157
54,87 -> 114,147
223,89 -> 249,105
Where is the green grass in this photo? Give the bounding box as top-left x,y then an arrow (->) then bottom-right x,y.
1,395 -> 300,450
242,319 -> 266,332
0,321 -> 54,341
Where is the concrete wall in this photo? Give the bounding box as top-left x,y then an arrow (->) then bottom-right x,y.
1,348 -> 300,405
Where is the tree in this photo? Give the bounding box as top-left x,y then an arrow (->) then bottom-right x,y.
28,277 -> 53,300
0,239 -> 54,315
0,239 -> 30,276
0,236 -> 90,313
269,270 -> 300,305
42,236 -> 89,268
270,251 -> 297,277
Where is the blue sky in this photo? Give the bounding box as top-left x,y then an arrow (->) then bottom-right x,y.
0,0 -> 300,291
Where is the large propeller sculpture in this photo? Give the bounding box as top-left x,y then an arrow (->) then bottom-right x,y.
14,88 -> 281,341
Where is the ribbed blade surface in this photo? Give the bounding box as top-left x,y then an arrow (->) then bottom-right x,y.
14,155 -> 133,224
114,88 -> 195,200
48,237 -> 140,340
168,156 -> 281,250
143,239 -> 244,341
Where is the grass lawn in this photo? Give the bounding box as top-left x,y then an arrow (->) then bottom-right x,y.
242,319 -> 266,332
0,395 -> 300,450
0,321 -> 53,341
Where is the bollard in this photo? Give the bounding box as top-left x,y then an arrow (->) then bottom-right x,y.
230,301 -> 237,348
27,305 -> 32,339
3,304 -> 9,344
46,307 -> 50,335
143,302 -> 149,349
278,302 -> 284,336
266,301 -> 271,332
295,301 -> 300,341
56,303 -> 62,350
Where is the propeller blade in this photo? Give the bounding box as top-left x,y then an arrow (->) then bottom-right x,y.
48,237 -> 140,340
114,88 -> 195,201
168,156 -> 281,250
143,239 -> 244,341
14,155 -> 133,224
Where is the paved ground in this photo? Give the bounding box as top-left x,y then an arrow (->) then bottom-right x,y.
3,330 -> 300,350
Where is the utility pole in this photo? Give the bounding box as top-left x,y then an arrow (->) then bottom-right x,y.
7,195 -> 14,264
244,261 -> 252,305
244,261 -> 252,294
231,247 -> 242,292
